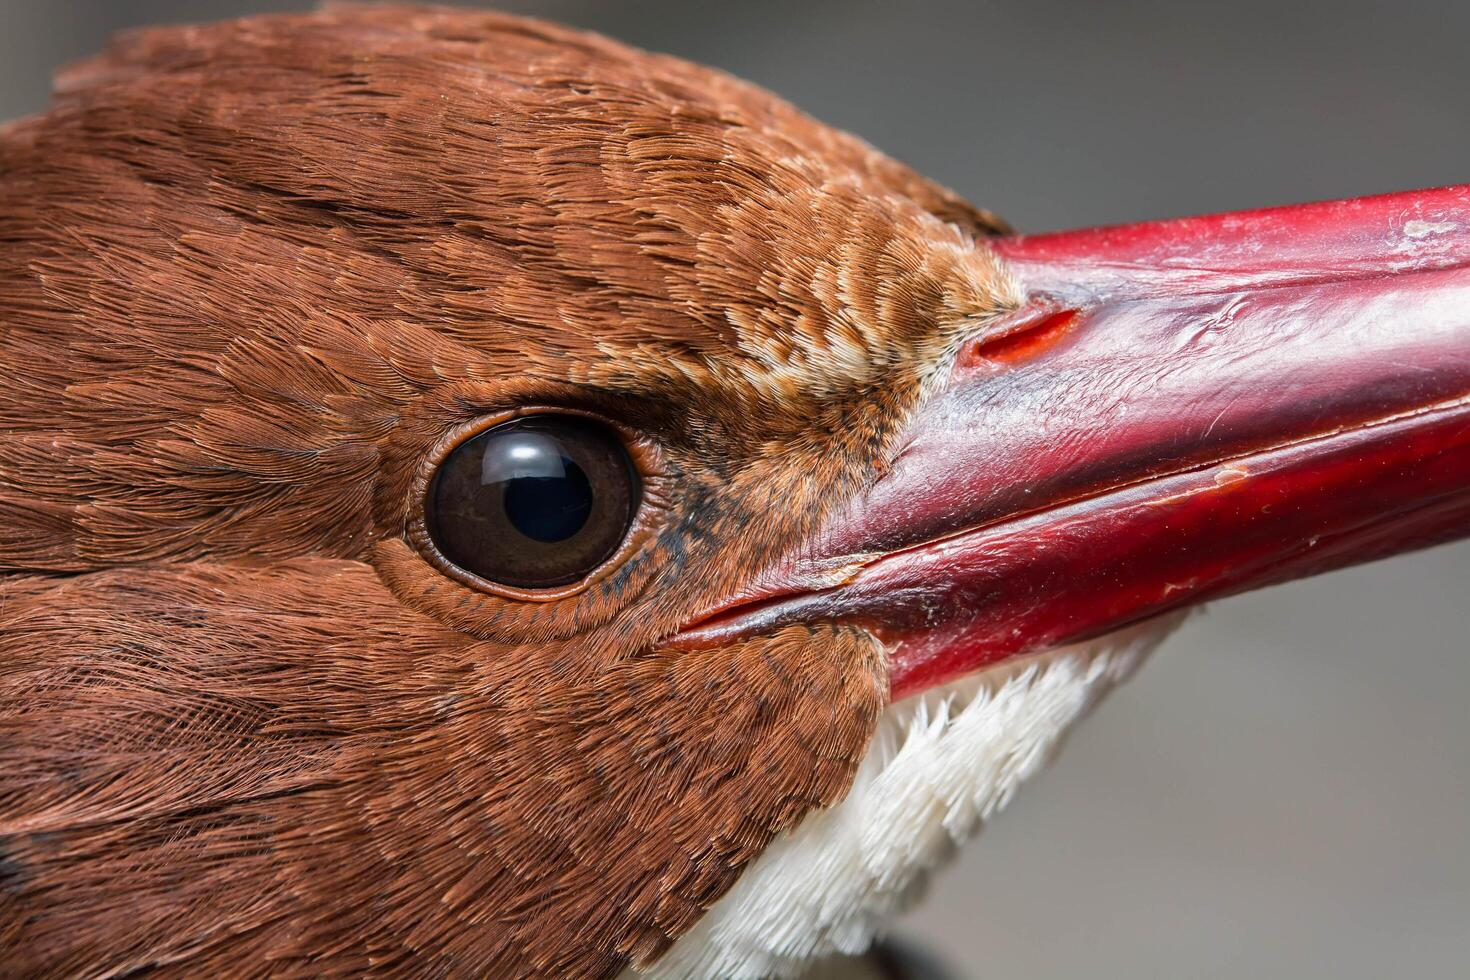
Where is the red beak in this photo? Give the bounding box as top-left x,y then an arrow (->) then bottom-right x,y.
675,185 -> 1470,699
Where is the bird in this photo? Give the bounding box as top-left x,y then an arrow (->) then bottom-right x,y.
1,5 -> 1466,978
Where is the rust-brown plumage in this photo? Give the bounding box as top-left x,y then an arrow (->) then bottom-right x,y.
0,6 -> 1018,976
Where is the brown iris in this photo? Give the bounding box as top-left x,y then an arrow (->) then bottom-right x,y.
426,416 -> 640,589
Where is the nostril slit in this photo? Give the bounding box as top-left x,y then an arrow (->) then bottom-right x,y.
958,306 -> 1082,369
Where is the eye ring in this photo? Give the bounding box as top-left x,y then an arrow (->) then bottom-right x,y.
408,408 -> 664,602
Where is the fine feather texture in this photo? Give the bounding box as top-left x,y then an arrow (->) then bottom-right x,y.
636,616 -> 1187,979
1,6 -> 1025,976
1,564 -> 885,976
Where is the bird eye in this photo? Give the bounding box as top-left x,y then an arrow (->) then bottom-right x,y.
425,416 -> 641,590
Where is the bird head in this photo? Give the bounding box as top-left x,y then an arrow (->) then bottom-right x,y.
2,7 -> 1466,978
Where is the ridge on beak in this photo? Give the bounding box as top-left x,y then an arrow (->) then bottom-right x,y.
671,184 -> 1470,698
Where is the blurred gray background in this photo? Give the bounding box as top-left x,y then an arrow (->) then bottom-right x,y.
2,1 -> 1465,976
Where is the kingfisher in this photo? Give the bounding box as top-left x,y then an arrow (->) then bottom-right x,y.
1,7 -> 1466,978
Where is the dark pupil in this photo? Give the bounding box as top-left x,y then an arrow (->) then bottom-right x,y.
426,417 -> 639,589
501,444 -> 592,543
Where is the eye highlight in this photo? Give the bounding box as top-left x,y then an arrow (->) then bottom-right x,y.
425,416 -> 641,589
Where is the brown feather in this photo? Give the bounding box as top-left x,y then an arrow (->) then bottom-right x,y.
0,6 -> 1016,976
